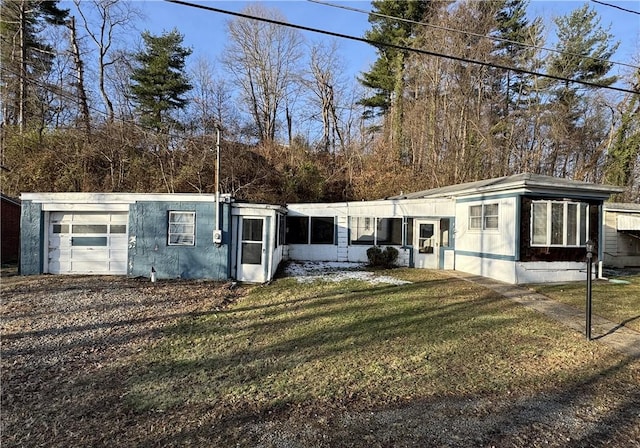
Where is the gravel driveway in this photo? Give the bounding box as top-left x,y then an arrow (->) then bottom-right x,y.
1,274 -> 243,448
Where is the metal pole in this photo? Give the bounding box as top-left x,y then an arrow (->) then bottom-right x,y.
215,125 -> 220,233
585,239 -> 594,341
586,255 -> 592,341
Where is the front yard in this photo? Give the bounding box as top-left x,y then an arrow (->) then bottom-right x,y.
1,269 -> 639,447
531,271 -> 640,333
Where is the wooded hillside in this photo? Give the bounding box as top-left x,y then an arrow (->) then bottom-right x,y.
1,0 -> 638,203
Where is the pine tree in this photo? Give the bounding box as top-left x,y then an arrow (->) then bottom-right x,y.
0,0 -> 68,131
359,0 -> 433,116
546,4 -> 618,115
130,29 -> 193,130
543,4 -> 619,177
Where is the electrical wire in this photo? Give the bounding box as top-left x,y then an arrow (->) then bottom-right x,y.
309,0 -> 640,71
590,0 -> 640,15
164,0 -> 639,96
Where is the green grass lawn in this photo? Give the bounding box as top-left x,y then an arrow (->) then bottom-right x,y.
126,269 -> 638,427
531,273 -> 640,332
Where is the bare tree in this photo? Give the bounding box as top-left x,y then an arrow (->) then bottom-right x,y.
73,0 -> 140,122
303,40 -> 348,153
222,4 -> 303,143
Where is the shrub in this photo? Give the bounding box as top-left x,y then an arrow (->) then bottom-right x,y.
366,246 -> 399,269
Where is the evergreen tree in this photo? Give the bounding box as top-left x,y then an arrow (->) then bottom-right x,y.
359,0 -> 433,116
543,4 -> 619,177
492,0 -> 543,113
546,4 -> 618,115
0,0 -> 68,130
130,29 -> 193,130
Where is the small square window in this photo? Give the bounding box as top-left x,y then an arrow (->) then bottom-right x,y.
469,204 -> 499,230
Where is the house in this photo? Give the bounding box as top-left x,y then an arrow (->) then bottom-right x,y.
287,173 -> 623,284
1,194 -> 21,264
19,192 -> 286,283
20,173 -> 625,284
602,203 -> 640,268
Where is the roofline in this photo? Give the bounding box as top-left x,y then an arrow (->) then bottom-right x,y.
389,174 -> 625,200
1,194 -> 21,206
21,192 -> 234,203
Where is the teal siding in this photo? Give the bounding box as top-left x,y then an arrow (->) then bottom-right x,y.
127,201 -> 230,280
19,200 -> 43,274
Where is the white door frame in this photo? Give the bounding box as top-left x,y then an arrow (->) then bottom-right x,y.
236,216 -> 267,283
413,219 -> 439,269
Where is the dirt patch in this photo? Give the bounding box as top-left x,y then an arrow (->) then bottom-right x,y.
1,275 -> 244,448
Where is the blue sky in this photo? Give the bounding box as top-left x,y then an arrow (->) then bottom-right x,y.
133,0 -> 639,85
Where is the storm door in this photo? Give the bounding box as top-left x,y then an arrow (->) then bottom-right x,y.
413,219 -> 439,269
237,217 -> 266,282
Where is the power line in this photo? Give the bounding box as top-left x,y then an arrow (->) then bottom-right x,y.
590,0 -> 640,15
165,0 -> 639,96
309,0 -> 640,72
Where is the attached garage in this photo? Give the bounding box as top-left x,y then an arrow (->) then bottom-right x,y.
47,212 -> 128,275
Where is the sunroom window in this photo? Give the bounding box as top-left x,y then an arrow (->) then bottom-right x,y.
531,201 -> 588,247
350,217 -> 403,245
285,216 -> 335,244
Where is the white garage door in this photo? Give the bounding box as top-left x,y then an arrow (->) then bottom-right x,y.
48,212 -> 128,275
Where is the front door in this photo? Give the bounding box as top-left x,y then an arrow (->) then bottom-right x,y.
237,217 -> 266,282
413,219 -> 439,269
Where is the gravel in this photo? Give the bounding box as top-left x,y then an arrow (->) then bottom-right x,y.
1,274 -> 244,448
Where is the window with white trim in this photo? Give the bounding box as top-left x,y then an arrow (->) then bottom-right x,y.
531,201 -> 588,247
469,204 -> 499,230
168,211 -> 195,246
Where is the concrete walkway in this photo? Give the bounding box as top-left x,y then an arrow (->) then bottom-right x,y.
455,272 -> 640,359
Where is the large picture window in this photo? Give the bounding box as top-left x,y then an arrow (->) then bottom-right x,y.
531,201 -> 588,247
469,204 -> 499,230
168,211 -> 195,246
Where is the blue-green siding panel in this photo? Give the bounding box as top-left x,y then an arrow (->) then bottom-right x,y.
20,200 -> 43,274
127,201 -> 230,280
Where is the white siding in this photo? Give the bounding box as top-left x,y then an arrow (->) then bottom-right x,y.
454,197 -> 518,257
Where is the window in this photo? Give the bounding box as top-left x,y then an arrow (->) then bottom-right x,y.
350,216 -> 375,245
168,211 -> 195,246
310,217 -> 335,244
52,224 -> 69,234
418,223 -> 435,253
285,216 -> 335,244
110,224 -> 127,234
350,217 -> 405,246
241,218 -> 263,264
286,216 -> 309,244
531,201 -> 588,247
275,214 -> 286,248
469,204 -> 499,230
469,206 -> 482,230
376,218 -> 403,245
